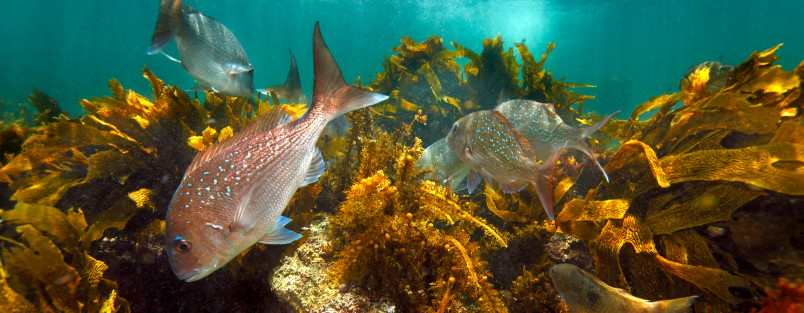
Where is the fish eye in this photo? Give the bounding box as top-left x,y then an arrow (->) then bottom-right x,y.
175,238 -> 192,253
450,122 -> 460,133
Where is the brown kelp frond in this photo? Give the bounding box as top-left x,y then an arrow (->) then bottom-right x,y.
554,44 -> 803,312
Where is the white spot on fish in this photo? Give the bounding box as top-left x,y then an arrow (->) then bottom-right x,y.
205,222 -> 224,230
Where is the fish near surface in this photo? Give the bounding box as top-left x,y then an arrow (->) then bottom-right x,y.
165,22 -> 388,282
263,50 -> 309,104
147,0 -> 257,98
679,61 -> 735,94
446,110 -> 566,220
550,263 -> 697,313
496,99 -> 619,182
417,137 -> 470,191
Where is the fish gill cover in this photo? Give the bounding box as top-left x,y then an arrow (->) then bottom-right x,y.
0,34 -> 801,313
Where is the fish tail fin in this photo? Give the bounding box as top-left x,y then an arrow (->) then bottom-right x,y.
310,22 -> 388,119
532,141 -> 568,220
579,110 -> 619,182
581,110 -> 620,138
651,295 -> 698,313
147,0 -> 183,55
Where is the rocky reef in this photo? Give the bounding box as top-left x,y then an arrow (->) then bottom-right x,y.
0,35 -> 801,313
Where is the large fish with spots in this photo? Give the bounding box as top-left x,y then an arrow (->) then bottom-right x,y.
550,263 -> 697,313
165,23 -> 388,282
495,99 -> 619,182
446,110 -> 566,220
146,0 -> 257,98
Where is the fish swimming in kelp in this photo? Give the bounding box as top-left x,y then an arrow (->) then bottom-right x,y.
164,22 -> 389,282
446,110 -> 566,220
146,0 -> 258,98
263,50 -> 309,104
550,263 -> 697,313
418,138 -> 470,191
679,61 -> 735,94
496,99 -> 620,182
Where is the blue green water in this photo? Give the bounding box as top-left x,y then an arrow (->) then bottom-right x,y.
1,0 -> 801,115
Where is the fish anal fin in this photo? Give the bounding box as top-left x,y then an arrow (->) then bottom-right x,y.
259,216 -> 302,245
301,148 -> 325,187
500,181 -> 528,193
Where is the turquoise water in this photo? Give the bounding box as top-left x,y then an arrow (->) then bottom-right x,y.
1,0 -> 801,115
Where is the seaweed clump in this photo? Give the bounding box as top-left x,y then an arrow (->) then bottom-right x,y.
325,115 -> 510,312
0,67 -> 307,312
750,278 -> 804,313
367,35 -> 594,144
554,44 -> 804,312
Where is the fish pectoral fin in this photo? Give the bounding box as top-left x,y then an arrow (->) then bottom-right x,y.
227,63 -> 253,76
499,181 -> 528,193
259,216 -> 302,245
230,184 -> 259,234
466,170 -> 483,194
300,148 -> 325,187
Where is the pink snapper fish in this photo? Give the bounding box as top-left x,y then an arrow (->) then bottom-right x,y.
446,110 -> 566,220
164,22 -> 388,282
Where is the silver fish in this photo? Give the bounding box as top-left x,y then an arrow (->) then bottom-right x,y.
679,61 -> 735,94
417,138 -> 470,191
551,263 -> 697,313
147,0 -> 256,98
262,50 -> 309,104
446,110 -> 566,220
164,22 -> 388,282
496,99 -> 619,182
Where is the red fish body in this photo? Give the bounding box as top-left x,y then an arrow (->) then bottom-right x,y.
164,23 -> 388,282
446,110 -> 565,220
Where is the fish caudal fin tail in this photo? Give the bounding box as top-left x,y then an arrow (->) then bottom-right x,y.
651,295 -> 698,313
311,22 -> 388,119
581,110 -> 621,139
147,0 -> 183,55
533,142 -> 568,220
579,110 -> 620,183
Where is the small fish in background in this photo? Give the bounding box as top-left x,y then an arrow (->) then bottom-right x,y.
262,50 -> 309,104
146,0 -> 257,98
446,110 -> 566,220
164,22 -> 389,282
679,61 -> 735,94
321,115 -> 350,138
496,99 -> 620,182
550,263 -> 697,313
417,138 -> 470,191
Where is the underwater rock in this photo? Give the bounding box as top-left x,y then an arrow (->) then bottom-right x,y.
545,233 -> 595,275
271,217 -> 395,313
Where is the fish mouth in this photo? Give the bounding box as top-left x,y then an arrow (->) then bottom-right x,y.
174,269 -> 201,282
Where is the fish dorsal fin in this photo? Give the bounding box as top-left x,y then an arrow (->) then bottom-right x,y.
187,106 -> 295,173
301,148 -> 325,187
259,216 -> 302,245
259,50 -> 308,104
